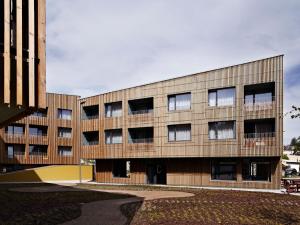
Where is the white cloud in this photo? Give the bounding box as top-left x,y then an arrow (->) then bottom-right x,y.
46,0 -> 300,144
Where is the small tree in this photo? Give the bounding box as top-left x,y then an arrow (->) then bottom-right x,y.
290,136 -> 300,155
286,105 -> 300,119
282,154 -> 289,160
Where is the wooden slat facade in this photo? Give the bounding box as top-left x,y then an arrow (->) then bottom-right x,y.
83,55 -> 284,189
0,0 -> 46,127
0,93 -> 80,165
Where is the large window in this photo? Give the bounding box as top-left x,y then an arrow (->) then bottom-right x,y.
58,146 -> 72,156
211,159 -> 237,180
32,108 -> 48,117
128,127 -> 153,143
168,124 -> 191,142
82,131 -> 99,146
58,127 -> 72,138
105,129 -> 122,144
29,145 -> 48,156
5,124 -> 24,135
128,98 -> 153,115
29,125 -> 47,136
113,160 -> 130,178
82,105 -> 99,120
105,102 -> 122,118
57,109 -> 72,120
242,159 -> 271,181
209,121 -> 235,140
244,82 -> 275,105
208,87 -> 235,107
168,93 -> 191,111
7,144 -> 25,158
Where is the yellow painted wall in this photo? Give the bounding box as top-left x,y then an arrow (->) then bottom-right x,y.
0,165 -> 93,182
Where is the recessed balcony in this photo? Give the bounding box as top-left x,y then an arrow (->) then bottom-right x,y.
128,127 -> 154,143
244,119 -> 276,147
128,98 -> 153,115
244,82 -> 275,111
82,131 -> 99,146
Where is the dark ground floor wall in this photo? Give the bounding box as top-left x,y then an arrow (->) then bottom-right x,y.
95,157 -> 281,189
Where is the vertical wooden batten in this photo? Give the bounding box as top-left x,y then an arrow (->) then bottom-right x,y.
3,0 -> 10,105
16,0 -> 23,106
37,0 -> 46,109
28,0 -> 35,107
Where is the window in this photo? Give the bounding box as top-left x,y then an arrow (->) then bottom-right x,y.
208,87 -> 235,106
113,160 -> 130,178
82,105 -> 99,120
58,127 -> 72,138
7,144 -> 25,158
244,119 -> 275,138
105,129 -> 122,144
209,121 -> 235,140
32,108 -> 48,117
57,109 -> 72,120
5,124 -> 24,135
168,124 -> 191,141
128,127 -> 153,143
168,93 -> 191,111
29,125 -> 47,136
242,159 -> 271,181
244,82 -> 275,105
29,145 -> 48,156
211,159 -> 237,180
58,146 -> 72,156
128,98 -> 153,115
82,131 -> 99,146
105,102 -> 122,118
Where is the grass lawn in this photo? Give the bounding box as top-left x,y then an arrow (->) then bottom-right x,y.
0,183 -> 132,225
78,184 -> 300,225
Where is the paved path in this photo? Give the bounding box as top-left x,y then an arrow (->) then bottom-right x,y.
61,189 -> 194,225
61,197 -> 143,225
90,189 -> 194,200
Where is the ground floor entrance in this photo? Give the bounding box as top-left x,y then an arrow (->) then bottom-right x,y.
95,157 -> 281,189
146,163 -> 166,185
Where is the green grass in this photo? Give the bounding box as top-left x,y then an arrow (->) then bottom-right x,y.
0,183 -> 132,225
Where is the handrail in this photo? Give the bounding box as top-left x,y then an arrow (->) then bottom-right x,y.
129,138 -> 154,143
129,109 -> 153,115
244,132 -> 275,139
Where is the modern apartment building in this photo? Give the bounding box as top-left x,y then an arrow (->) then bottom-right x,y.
0,55 -> 283,189
0,0 -> 46,127
81,55 -> 283,189
0,93 -> 80,171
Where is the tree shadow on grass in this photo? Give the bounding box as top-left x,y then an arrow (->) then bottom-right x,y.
120,200 -> 143,225
0,182 -> 139,225
258,208 -> 300,225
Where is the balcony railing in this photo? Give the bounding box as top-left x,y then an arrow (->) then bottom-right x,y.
82,140 -> 99,146
129,138 -> 154,144
5,131 -> 24,136
13,151 -> 25,156
81,115 -> 99,120
244,132 -> 276,147
29,152 -> 48,157
29,133 -> 48,137
244,96 -> 275,111
129,109 -> 153,115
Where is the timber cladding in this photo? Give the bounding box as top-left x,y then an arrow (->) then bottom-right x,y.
81,55 -> 283,160
0,93 -> 80,165
96,157 -> 281,189
0,0 -> 46,127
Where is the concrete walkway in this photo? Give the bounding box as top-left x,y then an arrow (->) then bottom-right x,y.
90,189 -> 194,200
61,197 -> 143,225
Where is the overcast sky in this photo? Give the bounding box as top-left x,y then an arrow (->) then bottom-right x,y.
46,0 -> 300,144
